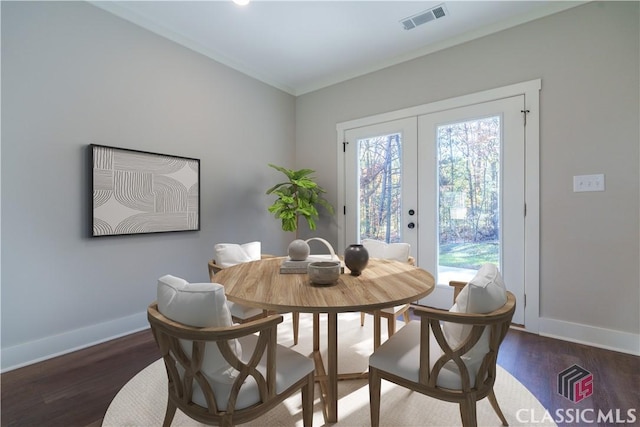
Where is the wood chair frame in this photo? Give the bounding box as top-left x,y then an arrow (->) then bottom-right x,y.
369,289 -> 516,427
147,303 -> 314,427
360,256 -> 415,346
449,280 -> 468,301
208,255 -> 301,344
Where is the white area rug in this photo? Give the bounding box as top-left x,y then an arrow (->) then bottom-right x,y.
103,312 -> 554,426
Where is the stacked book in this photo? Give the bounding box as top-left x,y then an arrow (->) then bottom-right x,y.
280,254 -> 343,274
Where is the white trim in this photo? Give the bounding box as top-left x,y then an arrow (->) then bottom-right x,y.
337,80 -> 542,132
539,317 -> 640,356
337,131 -> 346,252
523,82 -> 541,335
337,79 -> 541,332
1,311 -> 149,373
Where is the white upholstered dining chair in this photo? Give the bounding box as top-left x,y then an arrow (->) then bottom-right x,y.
149,275 -> 314,427
368,264 -> 516,427
360,239 -> 414,346
208,241 -> 300,344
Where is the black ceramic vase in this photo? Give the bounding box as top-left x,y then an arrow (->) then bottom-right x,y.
344,244 -> 369,276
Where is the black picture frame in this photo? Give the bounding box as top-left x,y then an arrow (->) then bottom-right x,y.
91,144 -> 200,237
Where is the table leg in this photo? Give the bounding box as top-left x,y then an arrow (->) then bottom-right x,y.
311,312 -> 332,423
313,313 -> 320,352
327,312 -> 338,423
312,312 -> 365,423
373,310 -> 382,350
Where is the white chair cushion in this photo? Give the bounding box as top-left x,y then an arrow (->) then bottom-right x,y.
362,239 -> 411,318
212,241 -> 264,320
192,334 -> 314,410
228,301 -> 264,320
362,239 -> 411,262
214,241 -> 261,268
369,321 -> 477,390
381,304 -> 409,315
157,275 -> 242,383
455,263 -> 507,314
443,264 -> 507,368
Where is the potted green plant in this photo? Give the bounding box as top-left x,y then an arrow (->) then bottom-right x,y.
266,164 -> 334,237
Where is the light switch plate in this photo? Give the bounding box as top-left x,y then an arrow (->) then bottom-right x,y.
573,174 -> 605,192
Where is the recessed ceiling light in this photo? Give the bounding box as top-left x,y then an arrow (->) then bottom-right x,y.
233,0 -> 250,6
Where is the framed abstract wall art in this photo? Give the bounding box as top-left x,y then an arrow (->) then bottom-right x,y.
91,144 -> 200,237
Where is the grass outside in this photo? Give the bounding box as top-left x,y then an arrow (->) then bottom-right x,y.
439,241 -> 499,270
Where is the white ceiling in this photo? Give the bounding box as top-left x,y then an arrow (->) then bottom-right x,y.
92,1 -> 582,95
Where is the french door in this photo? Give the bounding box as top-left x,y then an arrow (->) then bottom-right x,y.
343,95 -> 526,324
344,118 -> 418,251
417,96 -> 525,324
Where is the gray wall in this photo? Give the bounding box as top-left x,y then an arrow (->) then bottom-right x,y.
296,2 -> 639,346
1,1 -> 295,370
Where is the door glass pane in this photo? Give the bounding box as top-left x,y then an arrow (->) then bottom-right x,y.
357,133 -> 403,243
437,116 -> 501,283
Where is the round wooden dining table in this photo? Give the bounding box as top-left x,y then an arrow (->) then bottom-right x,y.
213,256 -> 435,423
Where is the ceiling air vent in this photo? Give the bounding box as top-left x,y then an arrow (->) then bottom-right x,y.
400,4 -> 448,30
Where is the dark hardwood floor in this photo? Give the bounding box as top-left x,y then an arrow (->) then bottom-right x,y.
1,320 -> 638,427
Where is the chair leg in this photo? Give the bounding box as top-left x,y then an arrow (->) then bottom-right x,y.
369,368 -> 381,427
488,389 -> 509,426
293,312 -> 300,345
459,395 -> 478,427
301,372 -> 314,427
162,398 -> 177,427
313,313 -> 320,351
360,311 -> 366,326
387,315 -> 396,337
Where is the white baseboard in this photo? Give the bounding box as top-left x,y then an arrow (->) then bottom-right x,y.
1,310 -> 149,373
539,317 -> 640,356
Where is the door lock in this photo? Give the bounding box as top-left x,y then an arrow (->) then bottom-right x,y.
408,222 -> 415,229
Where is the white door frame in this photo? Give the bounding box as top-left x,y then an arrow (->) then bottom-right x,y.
337,79 -> 541,333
